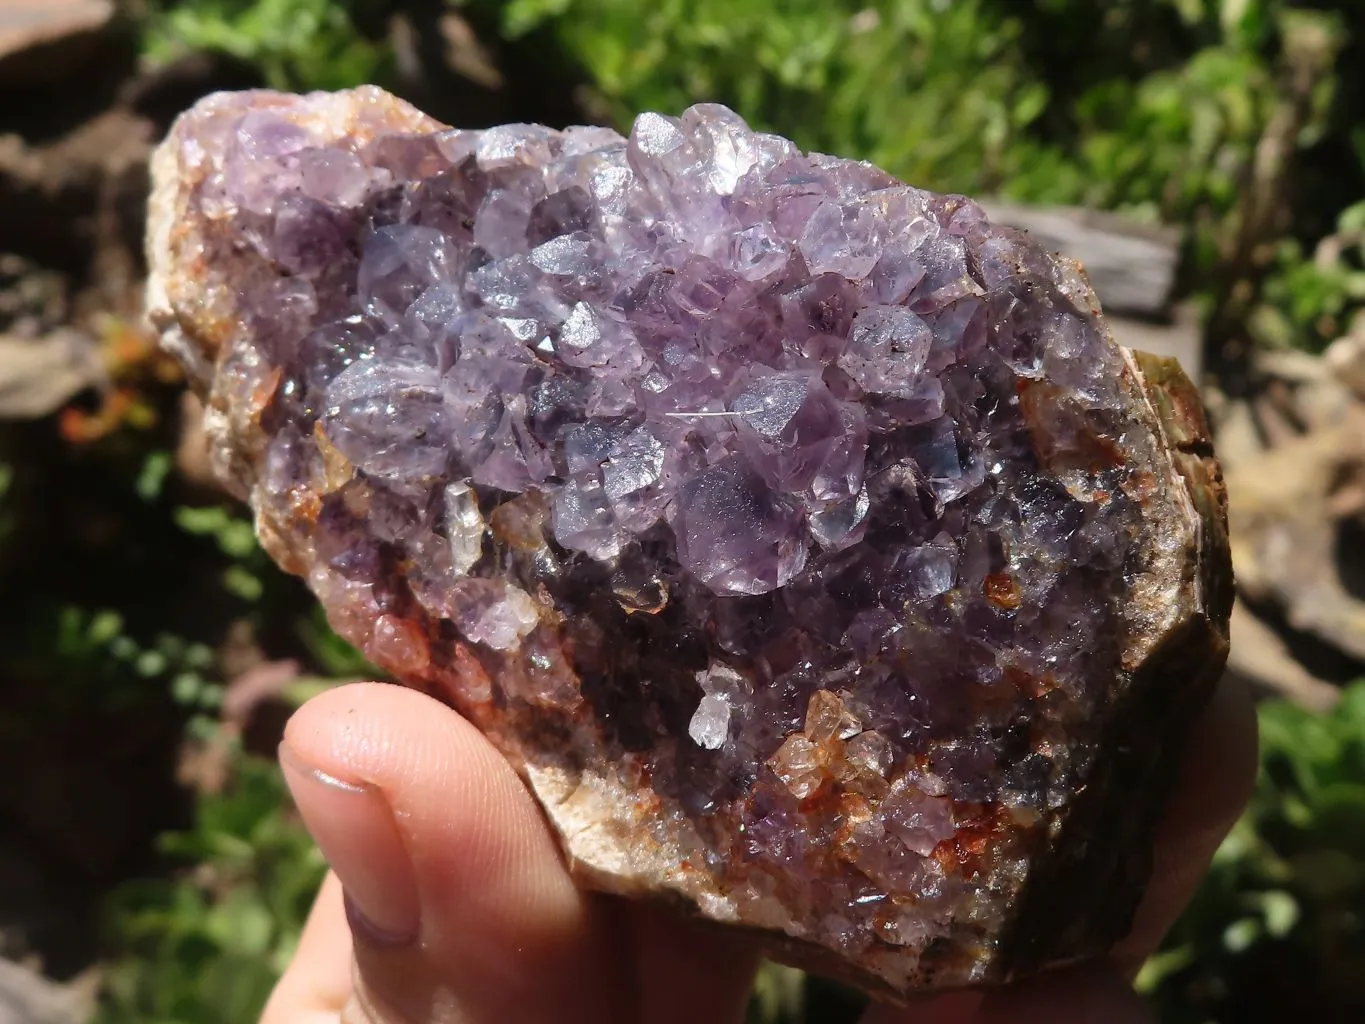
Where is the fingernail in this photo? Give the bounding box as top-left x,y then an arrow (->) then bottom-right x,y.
279,740 -> 421,945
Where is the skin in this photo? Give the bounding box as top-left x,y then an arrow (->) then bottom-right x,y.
261,672 -> 1257,1024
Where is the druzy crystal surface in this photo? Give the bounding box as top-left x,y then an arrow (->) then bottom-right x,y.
147,87 -> 1231,996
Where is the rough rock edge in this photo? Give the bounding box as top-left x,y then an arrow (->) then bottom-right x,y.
996,345 -> 1233,980
144,87 -> 1233,999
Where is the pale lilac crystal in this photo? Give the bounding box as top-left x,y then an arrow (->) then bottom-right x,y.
673,459 -> 809,596
323,359 -> 450,480
881,783 -> 957,857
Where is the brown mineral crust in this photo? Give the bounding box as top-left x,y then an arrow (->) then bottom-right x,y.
982,572 -> 1022,611
145,87 -> 1233,999
998,352 -> 1233,979
1131,350 -> 1233,627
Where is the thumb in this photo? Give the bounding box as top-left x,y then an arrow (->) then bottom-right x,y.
272,682 -> 624,1024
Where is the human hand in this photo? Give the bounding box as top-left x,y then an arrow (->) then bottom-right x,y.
261,675 -> 1255,1024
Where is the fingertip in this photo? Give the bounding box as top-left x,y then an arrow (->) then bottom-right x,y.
281,681 -> 545,908
280,681 -> 621,1023
279,729 -> 422,944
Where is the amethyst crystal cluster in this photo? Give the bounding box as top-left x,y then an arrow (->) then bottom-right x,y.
147,87 -> 1231,996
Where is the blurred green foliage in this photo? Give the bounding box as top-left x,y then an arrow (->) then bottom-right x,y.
24,1 -> 1353,1021
491,0 -> 1054,198
94,751 -> 327,1024
142,0 -> 393,90
1256,198 -> 1365,348
1140,685 -> 1365,1019
50,604 -> 221,712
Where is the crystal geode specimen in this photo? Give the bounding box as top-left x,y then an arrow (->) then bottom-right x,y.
147,87 -> 1231,997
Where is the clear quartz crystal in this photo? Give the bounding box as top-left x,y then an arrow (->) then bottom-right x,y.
689,693 -> 731,750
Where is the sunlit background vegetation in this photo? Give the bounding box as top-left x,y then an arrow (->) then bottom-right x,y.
3,2 -> 1365,1022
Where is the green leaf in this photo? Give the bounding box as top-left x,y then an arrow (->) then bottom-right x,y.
1136,943 -> 1197,993
1258,890 -> 1300,938
222,565 -> 264,602
502,0 -> 573,38
171,672 -> 202,705
1223,916 -> 1262,952
173,504 -> 266,606
88,610 -> 125,648
136,451 -> 174,502
136,649 -> 170,678
204,892 -> 274,955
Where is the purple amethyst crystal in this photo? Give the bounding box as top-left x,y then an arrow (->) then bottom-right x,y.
147,87 -> 1231,997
